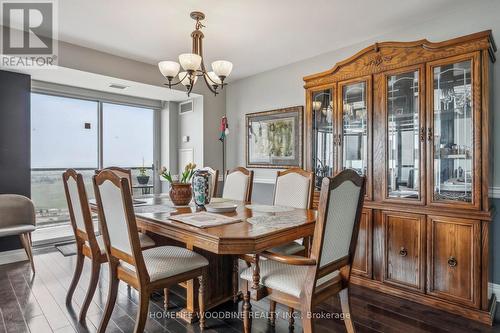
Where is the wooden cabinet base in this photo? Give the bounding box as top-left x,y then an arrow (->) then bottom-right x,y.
350,275 -> 497,325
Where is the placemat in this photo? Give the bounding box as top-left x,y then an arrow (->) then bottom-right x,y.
169,212 -> 241,228
245,204 -> 294,213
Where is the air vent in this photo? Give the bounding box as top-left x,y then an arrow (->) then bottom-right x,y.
179,100 -> 193,114
109,83 -> 128,90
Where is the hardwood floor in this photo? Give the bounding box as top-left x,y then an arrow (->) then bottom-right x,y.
0,247 -> 499,333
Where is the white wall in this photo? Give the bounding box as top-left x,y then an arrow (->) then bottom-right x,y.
226,0 -> 500,185
177,96 -> 204,169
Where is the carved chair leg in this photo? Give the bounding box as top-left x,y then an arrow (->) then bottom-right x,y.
339,288 -> 356,333
242,288 -> 252,333
198,271 -> 207,330
269,300 -> 277,326
66,245 -> 84,306
301,304 -> 314,333
134,289 -> 150,333
98,262 -> 119,333
163,288 -> 169,310
19,233 -> 35,273
232,256 -> 239,303
288,307 -> 295,329
79,259 -> 101,322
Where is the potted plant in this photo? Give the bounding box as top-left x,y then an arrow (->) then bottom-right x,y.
160,163 -> 196,206
136,166 -> 150,185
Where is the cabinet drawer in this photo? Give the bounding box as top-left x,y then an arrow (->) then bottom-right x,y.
382,211 -> 426,291
352,209 -> 372,278
427,216 -> 480,308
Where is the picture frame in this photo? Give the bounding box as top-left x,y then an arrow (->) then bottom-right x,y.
246,106 -> 303,168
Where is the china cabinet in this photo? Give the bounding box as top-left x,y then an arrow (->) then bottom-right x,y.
303,31 -> 496,324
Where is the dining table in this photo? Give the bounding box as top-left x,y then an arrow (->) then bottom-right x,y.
89,195 -> 317,322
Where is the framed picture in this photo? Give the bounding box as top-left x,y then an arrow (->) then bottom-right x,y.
246,106 -> 303,168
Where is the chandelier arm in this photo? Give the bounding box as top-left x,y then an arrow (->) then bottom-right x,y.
201,73 -> 219,95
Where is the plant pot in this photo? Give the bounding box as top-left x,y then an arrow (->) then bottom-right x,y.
169,183 -> 192,206
137,175 -> 150,185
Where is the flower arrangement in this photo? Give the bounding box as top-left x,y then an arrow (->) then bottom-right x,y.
160,163 -> 196,184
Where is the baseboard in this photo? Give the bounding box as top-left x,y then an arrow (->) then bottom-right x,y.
0,249 -> 27,266
489,282 -> 500,301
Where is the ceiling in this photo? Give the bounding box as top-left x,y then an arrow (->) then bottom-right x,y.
37,1 -> 471,80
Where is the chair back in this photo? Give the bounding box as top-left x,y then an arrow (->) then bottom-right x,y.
310,169 -> 365,288
0,194 -> 35,229
201,167 -> 219,197
222,167 -> 254,202
62,169 -> 97,246
93,170 -> 146,276
273,168 -> 314,209
95,167 -> 133,195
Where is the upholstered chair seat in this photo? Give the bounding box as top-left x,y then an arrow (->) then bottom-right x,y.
240,260 -> 339,298
122,246 -> 209,282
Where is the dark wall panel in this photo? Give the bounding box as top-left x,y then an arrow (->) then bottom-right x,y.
0,70 -> 31,251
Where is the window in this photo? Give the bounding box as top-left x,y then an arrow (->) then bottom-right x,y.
31,93 -> 157,228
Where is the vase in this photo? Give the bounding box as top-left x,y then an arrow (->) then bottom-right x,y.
169,183 -> 192,206
192,170 -> 212,207
137,175 -> 150,185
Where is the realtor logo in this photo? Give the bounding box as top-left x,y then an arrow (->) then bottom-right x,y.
1,0 -> 58,67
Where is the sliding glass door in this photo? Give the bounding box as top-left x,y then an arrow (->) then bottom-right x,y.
31,93 -> 98,227
102,103 -> 155,194
31,93 -> 157,228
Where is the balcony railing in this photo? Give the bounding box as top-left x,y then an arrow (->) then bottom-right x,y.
31,167 -> 154,228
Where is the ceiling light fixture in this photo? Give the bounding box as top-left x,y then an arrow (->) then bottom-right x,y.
158,11 -> 233,97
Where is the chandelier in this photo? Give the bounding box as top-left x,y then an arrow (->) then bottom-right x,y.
158,11 -> 233,96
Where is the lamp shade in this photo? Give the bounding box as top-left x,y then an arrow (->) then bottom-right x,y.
179,53 -> 202,71
207,71 -> 222,85
158,61 -> 180,78
211,60 -> 233,77
179,72 -> 198,86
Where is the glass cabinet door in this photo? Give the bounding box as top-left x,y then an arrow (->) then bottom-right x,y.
386,70 -> 422,201
341,81 -> 368,176
431,59 -> 475,205
311,88 -> 334,189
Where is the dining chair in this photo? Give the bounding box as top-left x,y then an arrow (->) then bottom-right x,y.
93,170 -> 209,333
0,194 -> 36,273
239,169 -> 366,333
62,169 -> 156,322
222,167 -> 254,202
232,168 -> 314,321
201,167 -> 219,197
95,167 -> 133,195
270,168 -> 314,255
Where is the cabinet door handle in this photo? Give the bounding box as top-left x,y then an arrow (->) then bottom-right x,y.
399,247 -> 408,257
337,134 -> 342,146
419,127 -> 425,142
447,256 -> 458,267
427,127 -> 433,142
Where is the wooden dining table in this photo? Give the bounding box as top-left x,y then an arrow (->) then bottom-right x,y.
90,195 -> 317,322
